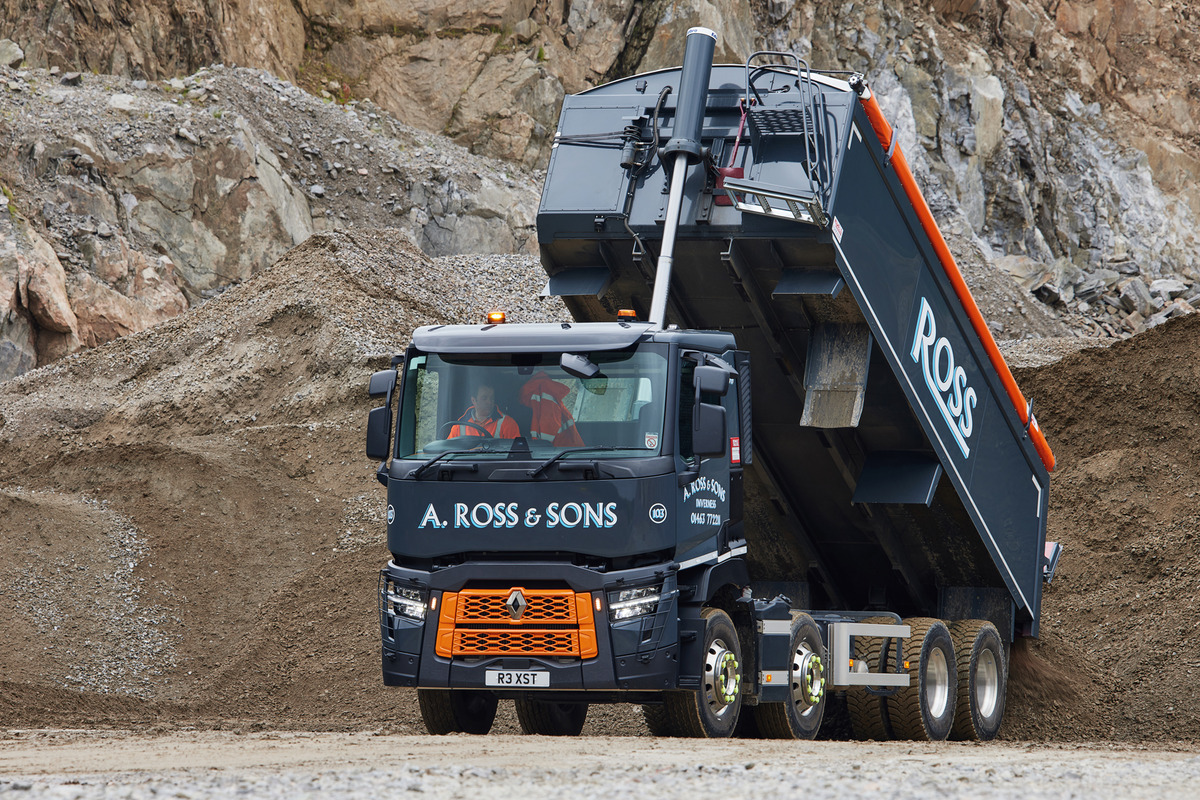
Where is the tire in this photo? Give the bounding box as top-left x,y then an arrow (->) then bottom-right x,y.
846,616 -> 896,741
641,703 -> 676,736
754,613 -> 827,739
816,691 -> 853,740
660,607 -> 744,738
948,620 -> 1008,741
886,618 -> 957,741
514,698 -> 588,736
417,689 -> 498,735
734,706 -> 763,738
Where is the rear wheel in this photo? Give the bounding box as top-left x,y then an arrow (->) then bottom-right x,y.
846,616 -> 895,740
661,607 -> 743,737
514,698 -> 588,736
754,613 -> 827,739
417,689 -> 498,735
949,620 -> 1007,741
886,618 -> 957,741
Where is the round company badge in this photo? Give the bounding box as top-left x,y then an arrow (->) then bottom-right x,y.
387,505 -> 395,524
648,503 -> 667,524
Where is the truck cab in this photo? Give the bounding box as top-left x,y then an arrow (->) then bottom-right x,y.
372,320 -> 764,736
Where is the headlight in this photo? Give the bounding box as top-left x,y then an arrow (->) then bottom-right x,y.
387,585 -> 428,621
607,584 -> 662,622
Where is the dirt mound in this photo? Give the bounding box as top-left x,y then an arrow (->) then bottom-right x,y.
1001,313 -> 1200,742
0,229 -> 568,730
2,229 -> 1198,742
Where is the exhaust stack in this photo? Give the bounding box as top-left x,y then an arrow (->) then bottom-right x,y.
648,26 -> 717,329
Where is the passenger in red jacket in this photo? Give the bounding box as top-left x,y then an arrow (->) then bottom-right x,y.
450,384 -> 521,439
520,371 -> 584,447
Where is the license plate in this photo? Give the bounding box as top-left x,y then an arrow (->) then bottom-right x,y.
485,669 -> 550,687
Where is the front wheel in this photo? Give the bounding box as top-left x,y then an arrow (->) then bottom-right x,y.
661,607 -> 743,737
514,698 -> 588,736
417,689 -> 498,735
754,613 -> 827,739
886,618 -> 957,741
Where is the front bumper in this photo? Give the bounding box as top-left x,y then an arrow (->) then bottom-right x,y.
380,560 -> 679,693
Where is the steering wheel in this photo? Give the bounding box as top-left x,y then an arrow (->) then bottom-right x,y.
439,420 -> 493,439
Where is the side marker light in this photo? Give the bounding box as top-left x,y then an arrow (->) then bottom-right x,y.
487,311 -> 507,324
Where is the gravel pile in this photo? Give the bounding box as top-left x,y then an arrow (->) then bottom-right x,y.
0,229 -> 565,708
0,223 -> 1194,745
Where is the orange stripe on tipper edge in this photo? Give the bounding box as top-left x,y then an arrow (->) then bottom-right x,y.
856,88 -> 1055,472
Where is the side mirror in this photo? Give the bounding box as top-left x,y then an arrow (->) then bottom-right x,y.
694,365 -> 730,397
367,367 -> 399,461
368,369 -> 397,399
693,402 -> 726,457
366,405 -> 393,461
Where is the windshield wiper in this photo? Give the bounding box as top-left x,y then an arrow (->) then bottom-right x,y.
409,446 -> 506,480
527,446 -> 624,479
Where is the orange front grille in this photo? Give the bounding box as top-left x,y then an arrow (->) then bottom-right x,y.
453,629 -> 582,656
435,589 -> 598,659
457,588 -> 577,624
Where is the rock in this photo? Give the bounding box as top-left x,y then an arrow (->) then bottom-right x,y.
309,184 -> 326,197
512,18 -> 538,43
895,62 -> 938,140
60,72 -> 82,86
445,53 -> 564,166
993,255 -> 1048,291
176,127 -> 201,145
69,251 -> 187,349
637,0 -> 756,72
108,93 -> 137,111
0,39 -> 23,69
1144,307 -> 1173,329
1149,278 -> 1188,300
131,79 -> 148,90
14,224 -> 79,336
1119,278 -> 1153,317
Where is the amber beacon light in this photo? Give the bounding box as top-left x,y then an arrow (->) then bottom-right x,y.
486,311 -> 507,324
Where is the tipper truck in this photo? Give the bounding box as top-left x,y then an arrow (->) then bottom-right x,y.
366,27 -> 1061,740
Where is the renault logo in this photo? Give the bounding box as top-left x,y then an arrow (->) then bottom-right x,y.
506,588 -> 528,621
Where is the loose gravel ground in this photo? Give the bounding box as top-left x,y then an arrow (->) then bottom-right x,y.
1,732 -> 1198,799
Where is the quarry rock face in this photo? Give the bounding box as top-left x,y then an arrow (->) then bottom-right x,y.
0,66 -> 542,378
0,0 -> 1196,378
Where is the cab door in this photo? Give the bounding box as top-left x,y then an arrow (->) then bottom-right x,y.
674,358 -> 733,566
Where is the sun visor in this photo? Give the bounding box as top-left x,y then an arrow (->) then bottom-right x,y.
412,321 -> 652,354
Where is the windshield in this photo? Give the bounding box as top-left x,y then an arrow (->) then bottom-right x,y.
395,345 -> 669,460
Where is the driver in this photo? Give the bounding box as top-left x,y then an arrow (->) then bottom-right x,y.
449,383 -> 520,439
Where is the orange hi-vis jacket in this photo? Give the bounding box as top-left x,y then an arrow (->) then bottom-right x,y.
520,371 -> 584,447
450,406 -> 521,439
